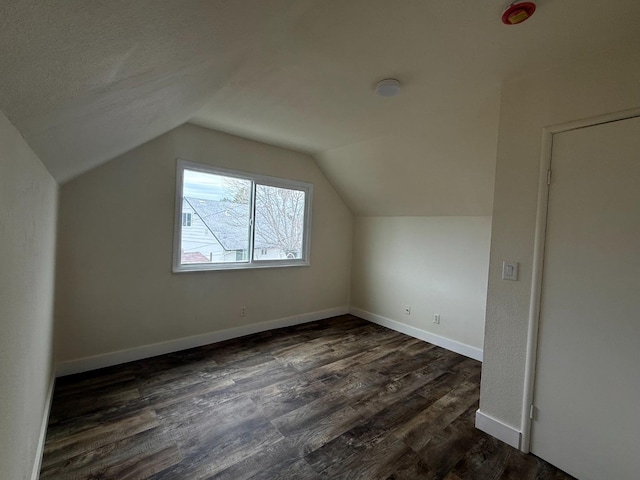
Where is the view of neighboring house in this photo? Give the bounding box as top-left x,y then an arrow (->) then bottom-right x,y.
180,196 -> 291,264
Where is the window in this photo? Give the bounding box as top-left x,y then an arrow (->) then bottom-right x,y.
173,160 -> 312,272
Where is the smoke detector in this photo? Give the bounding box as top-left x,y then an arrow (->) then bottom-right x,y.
502,1 -> 536,25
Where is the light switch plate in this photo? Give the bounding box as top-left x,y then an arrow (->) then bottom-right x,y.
502,261 -> 519,281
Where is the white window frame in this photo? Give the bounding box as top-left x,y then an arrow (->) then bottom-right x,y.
173,159 -> 313,272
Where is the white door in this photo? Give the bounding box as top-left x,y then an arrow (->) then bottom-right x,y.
531,116 -> 640,480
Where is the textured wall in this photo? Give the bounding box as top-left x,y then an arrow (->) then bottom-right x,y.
351,216 -> 491,350
55,124 -> 353,363
0,110 -> 57,480
480,51 -> 640,430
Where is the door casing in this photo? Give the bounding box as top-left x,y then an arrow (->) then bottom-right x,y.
519,107 -> 640,453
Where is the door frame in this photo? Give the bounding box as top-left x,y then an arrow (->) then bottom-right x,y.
519,107 -> 640,453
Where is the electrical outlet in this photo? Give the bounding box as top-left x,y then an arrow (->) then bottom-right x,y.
403,305 -> 411,315
434,314 -> 440,324
240,306 -> 246,317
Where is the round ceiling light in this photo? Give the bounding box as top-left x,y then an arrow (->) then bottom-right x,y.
502,1 -> 536,25
375,78 -> 401,97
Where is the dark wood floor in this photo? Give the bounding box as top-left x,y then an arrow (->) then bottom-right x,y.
41,315 -> 574,480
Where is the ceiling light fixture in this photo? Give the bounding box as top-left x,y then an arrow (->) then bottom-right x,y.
375,78 -> 401,97
501,1 -> 536,25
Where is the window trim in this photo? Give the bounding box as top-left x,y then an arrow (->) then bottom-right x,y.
172,159 -> 313,273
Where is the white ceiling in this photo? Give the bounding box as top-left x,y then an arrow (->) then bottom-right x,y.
1,1 -> 638,215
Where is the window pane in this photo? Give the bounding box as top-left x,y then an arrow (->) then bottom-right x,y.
180,169 -> 251,264
254,184 -> 306,260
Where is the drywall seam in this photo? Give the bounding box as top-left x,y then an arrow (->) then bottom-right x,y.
56,306 -> 349,376
476,409 -> 521,449
350,307 -> 483,362
30,375 -> 55,480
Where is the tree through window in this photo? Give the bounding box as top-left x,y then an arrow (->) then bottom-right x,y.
173,161 -> 312,272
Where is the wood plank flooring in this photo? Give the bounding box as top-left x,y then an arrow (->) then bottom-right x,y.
41,315 -> 574,480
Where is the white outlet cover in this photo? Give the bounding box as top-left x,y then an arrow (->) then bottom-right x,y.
403,306 -> 411,315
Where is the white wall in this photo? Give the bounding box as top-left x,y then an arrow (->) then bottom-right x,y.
351,216 -> 491,356
480,52 -> 640,434
0,111 -> 57,480
55,124 -> 353,366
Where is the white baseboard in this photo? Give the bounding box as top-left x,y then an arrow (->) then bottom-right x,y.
475,410 -> 522,449
31,374 -> 55,480
350,307 -> 483,362
56,306 -> 349,377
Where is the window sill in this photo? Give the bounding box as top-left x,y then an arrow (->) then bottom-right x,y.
172,259 -> 310,273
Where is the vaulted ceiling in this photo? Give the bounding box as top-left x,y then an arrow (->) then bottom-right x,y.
1,1 -> 638,215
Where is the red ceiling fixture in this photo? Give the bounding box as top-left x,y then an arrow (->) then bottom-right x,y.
502,1 -> 536,25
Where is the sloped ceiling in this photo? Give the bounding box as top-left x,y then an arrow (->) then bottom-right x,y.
1,1 -> 639,215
